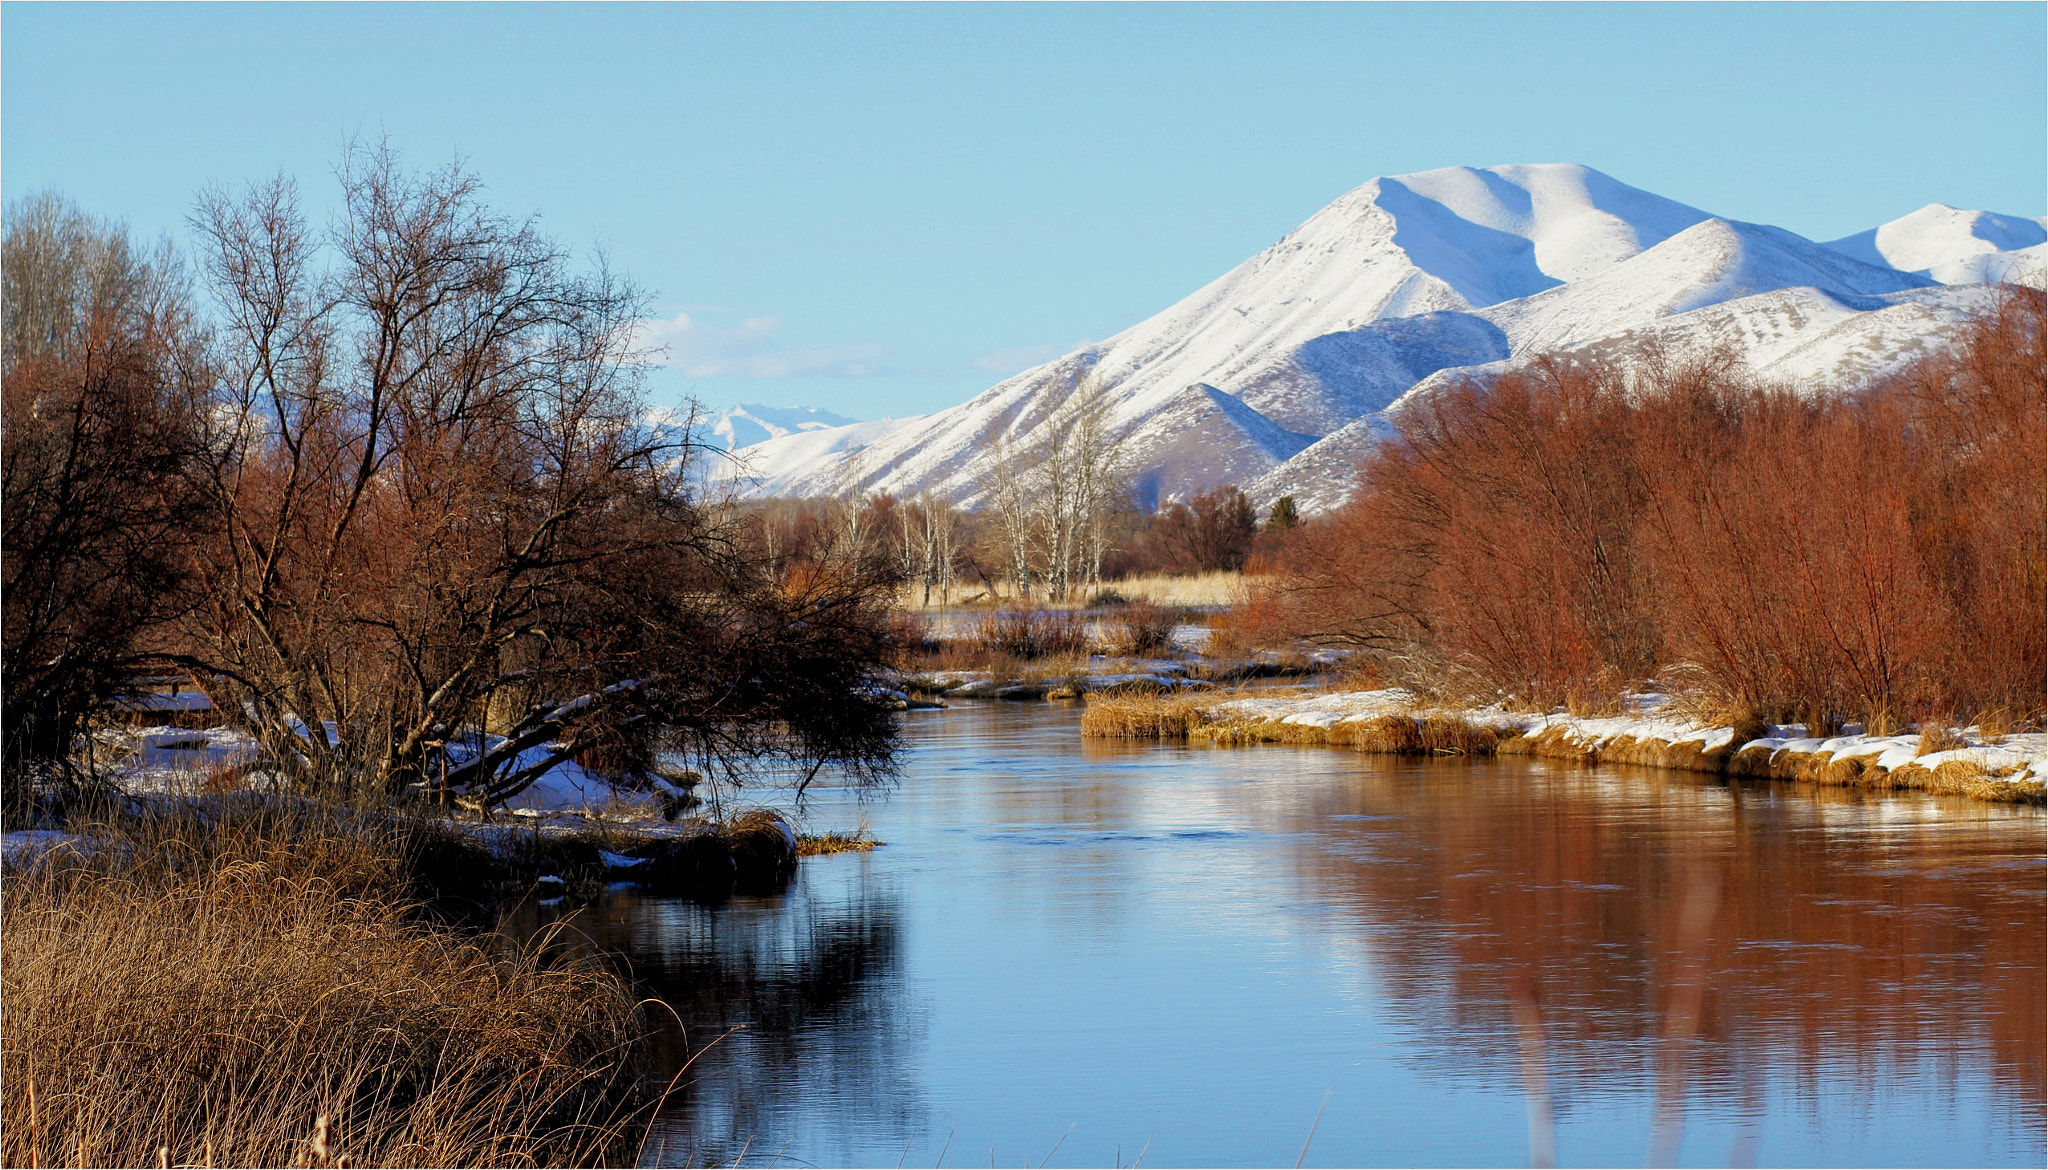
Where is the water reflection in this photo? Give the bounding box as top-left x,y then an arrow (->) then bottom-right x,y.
505,866 -> 916,1167
1276,762 -> 2045,1156
516,704 -> 2044,1167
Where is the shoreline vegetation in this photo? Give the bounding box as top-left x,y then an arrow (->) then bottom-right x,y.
1080,688 -> 2047,805
2,801 -> 656,1169
0,793 -> 882,1169
894,569 -> 1258,612
1243,288 -> 2045,763
3,165 -> 904,1169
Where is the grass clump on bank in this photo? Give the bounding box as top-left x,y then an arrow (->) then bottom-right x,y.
1349,713 -> 1510,755
1096,601 -> 1183,657
1081,693 -> 1218,739
1,804 -> 651,1169
797,831 -> 884,855
1082,693 -> 1508,756
969,608 -> 1090,659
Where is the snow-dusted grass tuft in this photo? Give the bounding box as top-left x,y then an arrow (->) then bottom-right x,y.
1917,725 -> 1971,757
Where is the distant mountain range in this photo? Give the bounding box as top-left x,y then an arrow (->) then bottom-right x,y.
708,164 -> 2045,513
688,403 -> 859,450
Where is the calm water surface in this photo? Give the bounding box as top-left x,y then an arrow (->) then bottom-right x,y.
518,703 -> 2045,1168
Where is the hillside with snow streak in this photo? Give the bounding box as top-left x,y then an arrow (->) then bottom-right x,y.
715,164 -> 2043,511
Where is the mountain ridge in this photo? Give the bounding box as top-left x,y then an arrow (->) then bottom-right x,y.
710,165 -> 2042,511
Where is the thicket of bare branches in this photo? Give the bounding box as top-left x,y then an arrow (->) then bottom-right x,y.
987,373 -> 1128,600
1138,484 -> 1260,575
176,148 -> 900,802
1263,287 -> 2046,728
2,194 -> 212,809
3,151 -> 904,809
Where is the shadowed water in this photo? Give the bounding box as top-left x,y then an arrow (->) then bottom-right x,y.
510,702 -> 2045,1168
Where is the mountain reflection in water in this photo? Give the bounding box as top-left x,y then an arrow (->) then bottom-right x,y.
508,703 -> 2044,1168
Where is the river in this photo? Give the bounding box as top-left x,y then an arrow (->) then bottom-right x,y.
510,701 -> 2045,1168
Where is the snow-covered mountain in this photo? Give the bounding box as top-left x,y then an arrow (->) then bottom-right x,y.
702,404 -> 858,451
709,414 -> 921,497
713,164 -> 2042,512
1825,204 -> 2046,286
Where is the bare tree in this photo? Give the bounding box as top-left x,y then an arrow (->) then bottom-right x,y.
989,427 -> 1035,601
918,490 -> 956,607
175,146 -> 900,804
893,492 -> 922,601
2,192 -> 212,810
1022,372 -> 1128,600
1068,373 -> 1127,592
1035,403 -> 1079,602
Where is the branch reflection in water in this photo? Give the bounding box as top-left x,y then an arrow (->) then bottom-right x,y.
503,865 -> 915,1168
1284,759 -> 2044,1157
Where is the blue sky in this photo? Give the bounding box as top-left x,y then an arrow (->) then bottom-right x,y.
5,3 -> 2043,420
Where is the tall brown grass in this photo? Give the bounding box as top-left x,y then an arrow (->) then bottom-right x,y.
1096,601 -> 1182,657
968,608 -> 1090,659
1,802 -> 651,1168
1349,713 -> 1509,756
1080,693 -> 1215,738
1263,287 -> 2046,729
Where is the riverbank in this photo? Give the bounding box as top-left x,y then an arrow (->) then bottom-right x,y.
0,760 -> 884,1168
1083,688 -> 2048,804
0,799 -> 656,1169
4,790 -> 815,907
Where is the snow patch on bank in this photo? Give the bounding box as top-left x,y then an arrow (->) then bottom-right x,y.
1206,688 -> 2047,787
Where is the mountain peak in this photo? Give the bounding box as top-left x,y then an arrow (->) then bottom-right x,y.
1824,204 -> 2047,284
719,167 -> 2033,512
1324,163 -> 1717,303
708,403 -> 859,451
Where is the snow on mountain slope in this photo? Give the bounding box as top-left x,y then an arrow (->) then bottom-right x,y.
1480,218 -> 1933,355
1059,162 -> 1712,425
720,164 -> 2036,513
710,415 -> 920,498
1218,311 -> 1510,434
1239,415 -> 1393,517
706,404 -> 858,450
1826,204 -> 2048,286
727,164 -> 1715,504
1249,282 -> 1996,514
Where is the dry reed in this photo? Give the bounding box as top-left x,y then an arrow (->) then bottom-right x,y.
1,804 -> 651,1168
903,571 -> 1258,612
1344,714 -> 1509,756
796,831 -> 882,856
1080,693 -> 1215,739
1916,724 -> 1970,757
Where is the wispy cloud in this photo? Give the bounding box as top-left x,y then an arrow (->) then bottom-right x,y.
634,310 -> 887,379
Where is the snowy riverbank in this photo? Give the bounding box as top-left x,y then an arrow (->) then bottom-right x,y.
1089,687 -> 2047,804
